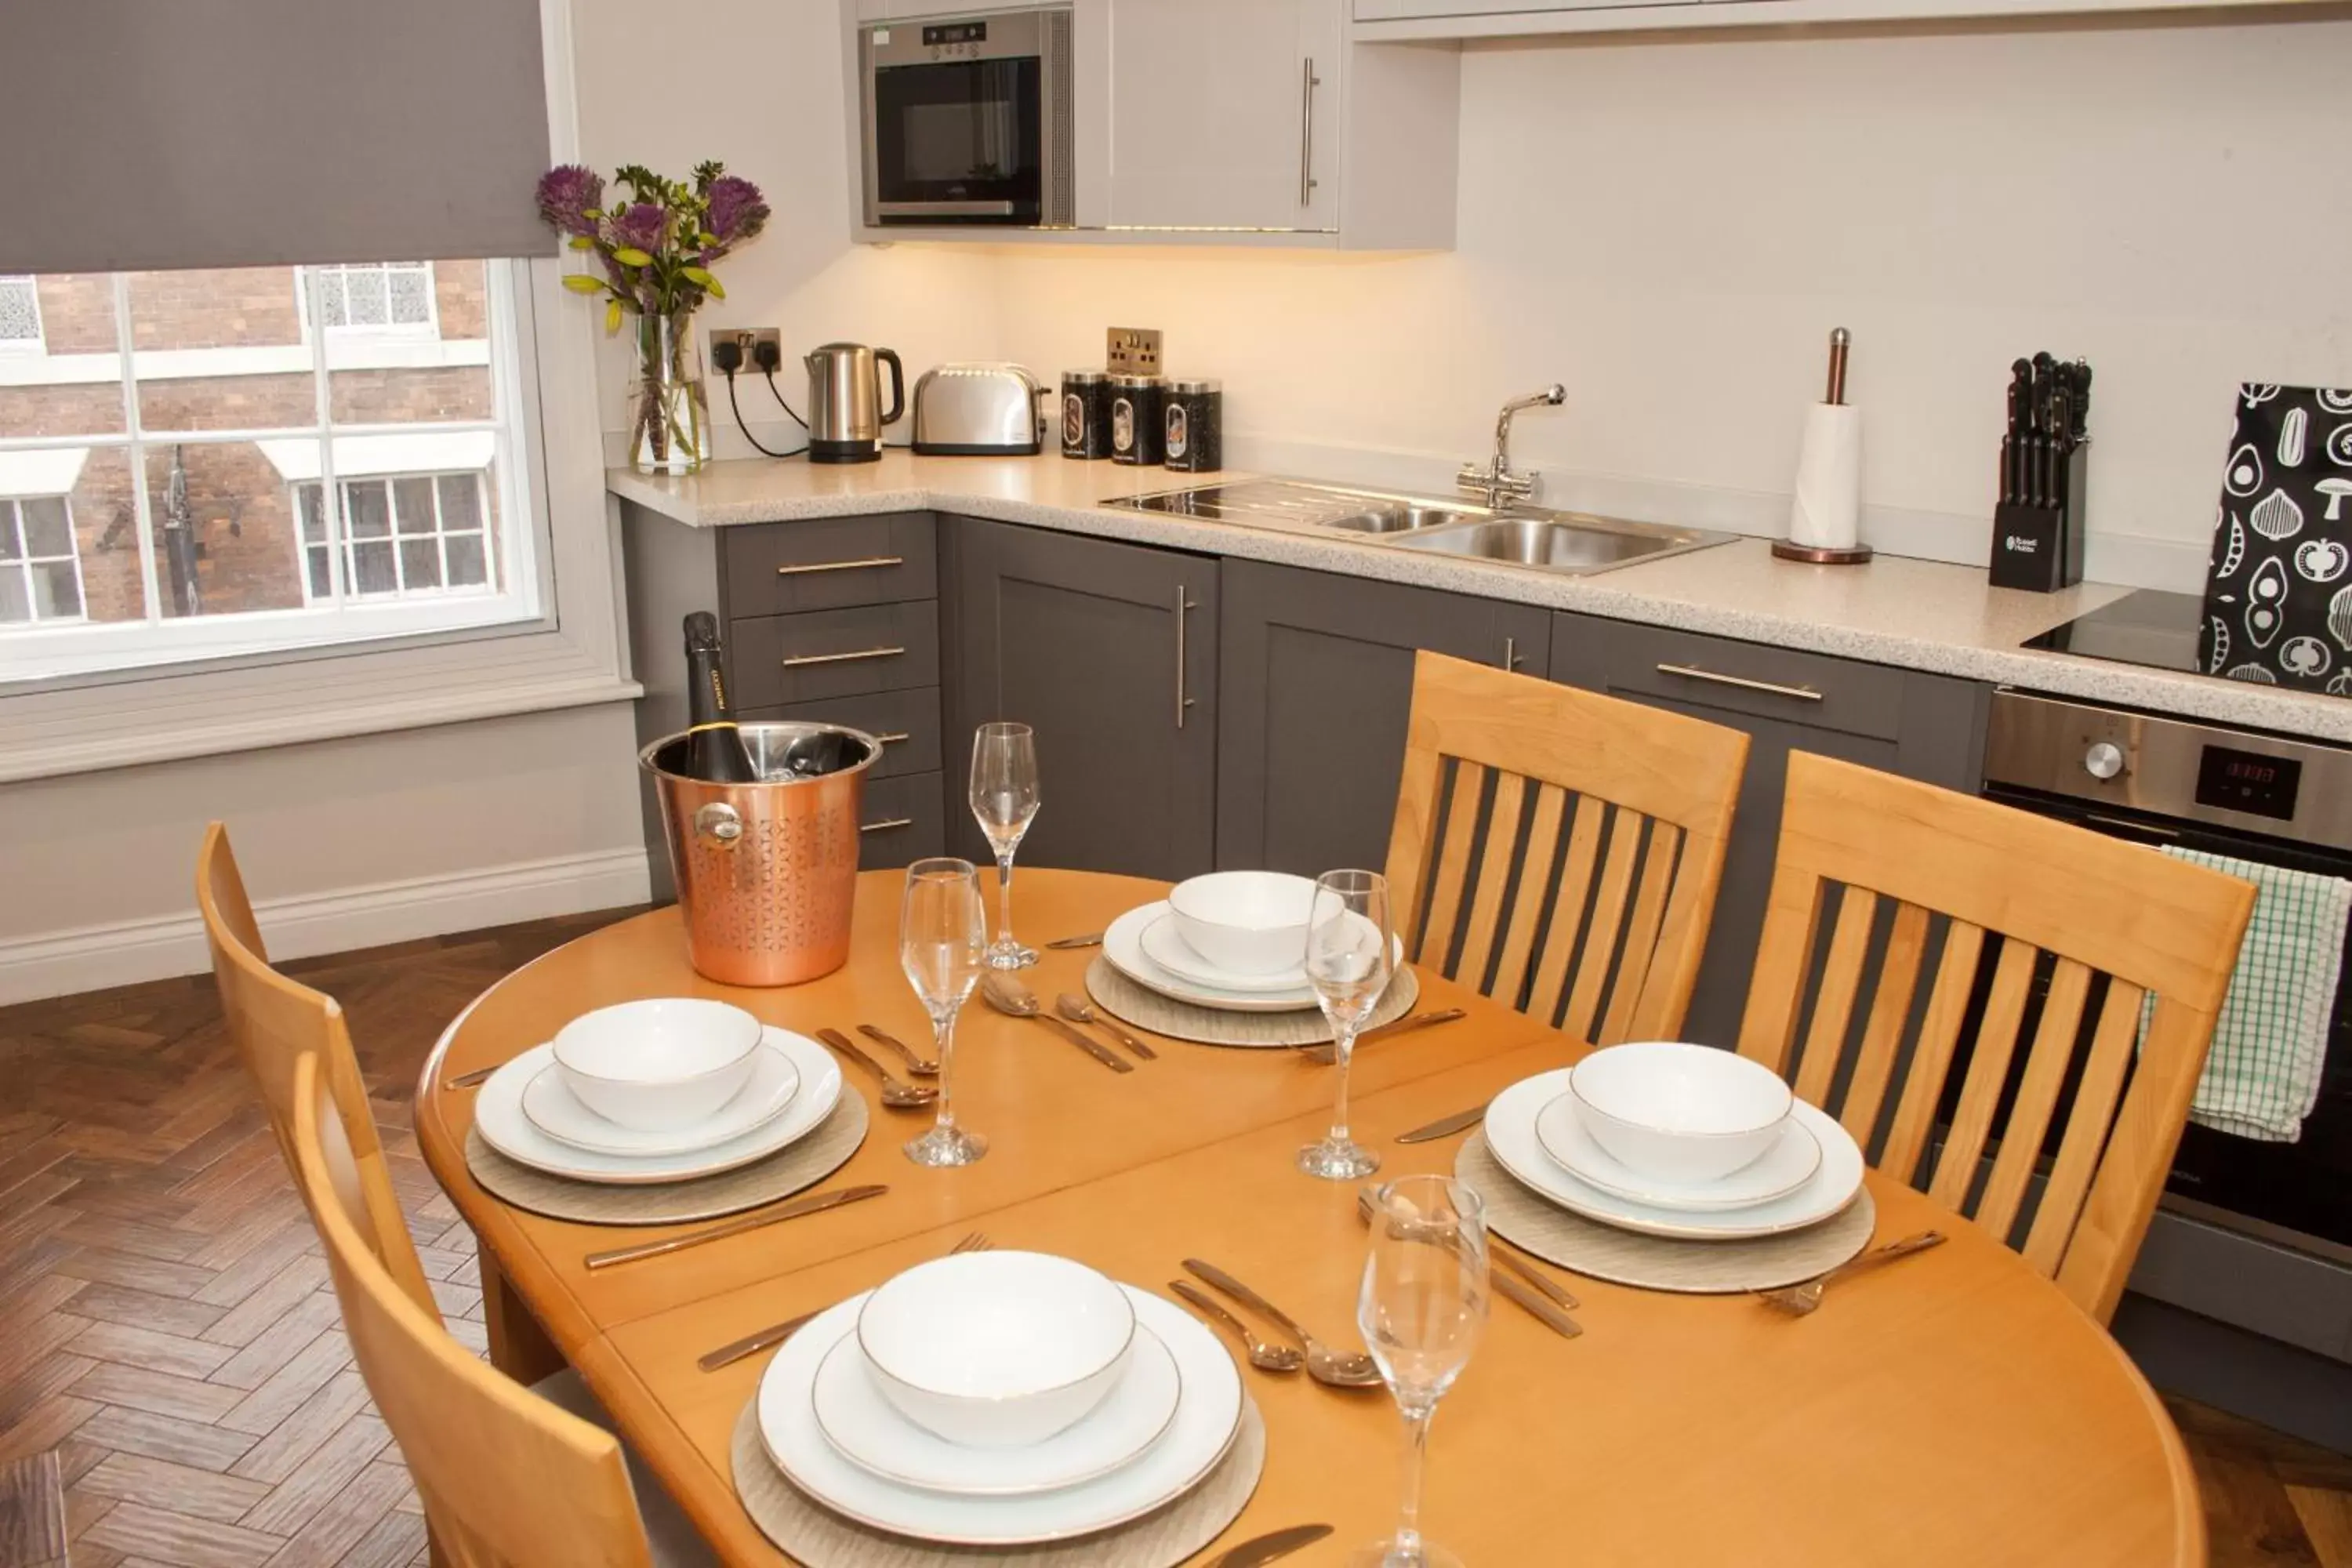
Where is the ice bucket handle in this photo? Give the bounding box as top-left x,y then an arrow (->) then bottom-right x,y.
692,802 -> 744,848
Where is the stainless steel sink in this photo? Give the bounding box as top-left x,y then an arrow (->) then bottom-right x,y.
1319,502 -> 1483,534
1388,516 -> 1697,571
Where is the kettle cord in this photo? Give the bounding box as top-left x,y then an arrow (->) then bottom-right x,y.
724,368 -> 805,459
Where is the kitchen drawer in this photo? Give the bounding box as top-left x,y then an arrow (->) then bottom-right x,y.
856,771 -> 946,869
741,686 -> 943,781
721,512 -> 937,617
1560,618 -> 1907,742
730,601 -> 940,707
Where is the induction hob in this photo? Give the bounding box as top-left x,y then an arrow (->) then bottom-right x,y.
2023,588 -> 2205,676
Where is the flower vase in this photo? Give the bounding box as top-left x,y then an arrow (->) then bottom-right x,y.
629,311 -> 710,476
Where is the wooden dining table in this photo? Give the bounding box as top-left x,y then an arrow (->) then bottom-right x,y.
414,868 -> 2204,1567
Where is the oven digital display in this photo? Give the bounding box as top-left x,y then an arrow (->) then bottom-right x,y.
2194,745 -> 2302,821
922,21 -> 987,44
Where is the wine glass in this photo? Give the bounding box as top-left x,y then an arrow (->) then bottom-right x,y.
898,858 -> 989,1167
1352,1176 -> 1489,1568
967,721 -> 1041,971
1297,868 -> 1393,1181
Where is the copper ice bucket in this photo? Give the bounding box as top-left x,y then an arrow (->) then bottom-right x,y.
641,723 -> 880,987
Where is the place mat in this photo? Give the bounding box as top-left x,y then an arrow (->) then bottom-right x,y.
1083,956 -> 1421,1048
1457,1133 -> 1876,1294
462,1092 -> 868,1226
729,1390 -> 1266,1567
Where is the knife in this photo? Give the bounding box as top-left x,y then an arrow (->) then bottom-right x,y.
1044,931 -> 1103,949
583,1183 -> 888,1269
1037,1013 -> 1135,1074
1209,1523 -> 1335,1567
1297,1007 -> 1468,1065
1395,1105 -> 1485,1144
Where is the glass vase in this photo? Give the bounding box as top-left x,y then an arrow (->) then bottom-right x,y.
628,310 -> 710,476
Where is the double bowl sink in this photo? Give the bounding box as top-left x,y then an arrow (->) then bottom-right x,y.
1107,479 -> 1732,577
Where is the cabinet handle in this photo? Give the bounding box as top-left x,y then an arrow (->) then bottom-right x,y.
873,731 -> 910,746
1654,662 -> 1824,702
782,645 -> 905,668
1299,58 -> 1322,208
1174,588 -> 1196,730
1502,636 -> 1520,673
860,817 -> 915,833
775,555 -> 903,576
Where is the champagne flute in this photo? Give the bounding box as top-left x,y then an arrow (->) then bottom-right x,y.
967,721 -> 1041,971
1298,868 -> 1392,1181
1353,1175 -> 1489,1568
898,858 -> 989,1167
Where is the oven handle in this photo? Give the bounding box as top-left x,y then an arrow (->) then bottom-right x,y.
876,200 -> 1018,218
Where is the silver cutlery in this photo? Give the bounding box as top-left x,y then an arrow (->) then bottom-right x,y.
1394,1105 -> 1485,1144
856,1022 -> 939,1077
1044,931 -> 1104,949
1182,1258 -> 1381,1388
698,1231 -> 989,1371
584,1183 -> 888,1270
1054,993 -> 1157,1060
978,975 -> 1134,1074
441,1062 -> 499,1091
1492,1270 -> 1583,1339
1355,1188 -> 1582,1330
1298,1007 -> 1467,1065
1168,1280 -> 1304,1374
1208,1523 -> 1335,1567
1757,1229 -> 1947,1316
814,1027 -> 938,1108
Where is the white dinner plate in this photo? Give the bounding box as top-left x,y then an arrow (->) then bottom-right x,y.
757,1285 -> 1242,1545
1105,903 -> 1405,1014
520,1045 -> 800,1158
812,1322 -> 1181,1497
1534,1093 -> 1821,1213
1485,1069 -> 1862,1240
1138,915 -> 1312,993
474,1028 -> 840,1185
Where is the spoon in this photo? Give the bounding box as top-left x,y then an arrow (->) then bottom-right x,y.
1054,993 -> 1156,1060
978,975 -> 1132,1073
1183,1258 -> 1382,1388
1167,1281 -> 1302,1373
856,1022 -> 939,1077
812,1028 -> 937,1109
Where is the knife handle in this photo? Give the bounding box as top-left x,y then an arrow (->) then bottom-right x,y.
1493,1269 -> 1583,1338
583,1183 -> 887,1269
1038,1014 -> 1134,1073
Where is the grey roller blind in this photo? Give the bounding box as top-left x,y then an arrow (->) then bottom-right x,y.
0,0 -> 553,275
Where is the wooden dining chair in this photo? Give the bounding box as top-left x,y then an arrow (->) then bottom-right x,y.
1384,650 -> 1750,1045
1736,752 -> 2256,1323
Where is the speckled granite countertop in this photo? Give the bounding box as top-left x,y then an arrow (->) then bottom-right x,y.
608,453 -> 2352,743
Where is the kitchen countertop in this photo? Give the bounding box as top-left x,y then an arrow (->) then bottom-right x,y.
608,452 -> 2352,743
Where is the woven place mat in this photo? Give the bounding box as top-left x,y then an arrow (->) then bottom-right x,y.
1083,956 -> 1421,1048
730,1392 -> 1266,1567
462,1091 -> 869,1226
1457,1133 -> 1876,1294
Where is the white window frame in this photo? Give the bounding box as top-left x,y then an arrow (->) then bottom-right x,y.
0,493 -> 88,625
0,0 -> 636,785
296,260 -> 441,340
294,470 -> 497,604
0,275 -> 42,355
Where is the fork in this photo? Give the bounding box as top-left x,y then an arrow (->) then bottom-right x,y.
696,1231 -> 992,1372
1755,1231 -> 1945,1316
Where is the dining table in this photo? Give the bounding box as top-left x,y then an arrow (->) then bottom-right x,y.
414,867 -> 2205,1566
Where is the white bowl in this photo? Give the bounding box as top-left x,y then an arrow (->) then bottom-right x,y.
856,1251 -> 1137,1450
1164,871 -> 1318,977
549,998 -> 764,1133
1566,1041 -> 1793,1186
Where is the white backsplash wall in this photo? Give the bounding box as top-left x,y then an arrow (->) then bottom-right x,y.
982,18 -> 2352,591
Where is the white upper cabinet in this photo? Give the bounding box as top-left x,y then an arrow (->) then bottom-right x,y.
1352,0 -> 2285,39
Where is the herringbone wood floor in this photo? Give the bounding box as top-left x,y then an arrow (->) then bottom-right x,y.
2,910 -> 2349,1567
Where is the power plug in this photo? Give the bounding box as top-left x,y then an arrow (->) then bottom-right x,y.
711,335 -> 745,376
751,337 -> 784,375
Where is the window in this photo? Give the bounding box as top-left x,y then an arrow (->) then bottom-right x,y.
302,262 -> 437,335
296,472 -> 493,601
0,276 -> 41,351
0,493 -> 85,623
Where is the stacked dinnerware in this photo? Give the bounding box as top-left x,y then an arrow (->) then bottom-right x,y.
1102,870 -> 1394,1014
471,999 -> 843,1185
752,1251 -> 1245,1544
1483,1041 -> 1865,1240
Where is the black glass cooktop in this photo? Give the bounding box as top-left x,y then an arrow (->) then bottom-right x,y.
2023,588 -> 2205,674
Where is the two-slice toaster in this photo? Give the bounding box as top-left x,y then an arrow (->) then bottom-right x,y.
910,363 -> 1049,456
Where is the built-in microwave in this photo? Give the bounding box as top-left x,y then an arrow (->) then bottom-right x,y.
858,7 -> 1075,228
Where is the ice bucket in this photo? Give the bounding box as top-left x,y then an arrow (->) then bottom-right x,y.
641,722 -> 880,986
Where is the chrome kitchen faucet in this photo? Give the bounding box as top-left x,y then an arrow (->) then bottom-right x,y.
1457,383 -> 1566,508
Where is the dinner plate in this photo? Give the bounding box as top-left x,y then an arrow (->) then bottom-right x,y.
520,1044 -> 800,1158
1102,903 -> 1318,1013
812,1322 -> 1181,1497
1534,1093 -> 1821,1213
474,1028 -> 840,1185
1485,1069 -> 1862,1240
757,1285 -> 1242,1545
1138,915 -> 1311,993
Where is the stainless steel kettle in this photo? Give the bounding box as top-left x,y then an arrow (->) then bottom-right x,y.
804,343 -> 905,464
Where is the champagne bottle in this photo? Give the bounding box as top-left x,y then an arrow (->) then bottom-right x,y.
681,612 -> 758,783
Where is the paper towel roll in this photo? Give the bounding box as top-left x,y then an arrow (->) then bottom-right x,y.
1789,401 -> 1863,550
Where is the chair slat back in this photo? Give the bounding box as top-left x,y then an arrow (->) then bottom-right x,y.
1736,753 -> 2255,1322
1385,652 -> 1749,1044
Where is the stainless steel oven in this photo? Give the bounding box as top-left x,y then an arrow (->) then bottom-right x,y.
858,7 -> 1074,229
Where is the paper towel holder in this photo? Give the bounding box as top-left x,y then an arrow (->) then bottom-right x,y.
1773,328 -> 1874,565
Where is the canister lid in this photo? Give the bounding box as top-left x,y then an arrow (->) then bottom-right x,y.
1062,369 -> 1109,385
1109,372 -> 1165,389
1167,379 -> 1221,394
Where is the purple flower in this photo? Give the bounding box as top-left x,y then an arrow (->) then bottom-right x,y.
608,201 -> 668,256
704,176 -> 769,245
535,164 -> 604,238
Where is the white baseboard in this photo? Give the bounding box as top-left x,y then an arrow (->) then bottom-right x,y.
0,846 -> 652,1007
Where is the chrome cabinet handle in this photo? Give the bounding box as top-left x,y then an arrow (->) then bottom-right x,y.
1299,58 -> 1322,207
860,817 -> 914,833
1502,635 -> 1520,672
1654,662 -> 1824,702
782,645 -> 905,668
775,555 -> 903,576
1175,588 -> 1196,730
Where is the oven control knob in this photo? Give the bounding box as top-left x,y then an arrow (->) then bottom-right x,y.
2083,741 -> 2125,781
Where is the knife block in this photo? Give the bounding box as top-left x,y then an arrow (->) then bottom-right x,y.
1990,445 -> 2089,593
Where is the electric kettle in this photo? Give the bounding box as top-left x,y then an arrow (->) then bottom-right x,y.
804,343 -> 905,464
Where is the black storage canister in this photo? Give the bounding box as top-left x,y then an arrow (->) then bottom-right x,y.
1109,374 -> 1165,466
1163,379 -> 1222,473
1061,370 -> 1112,459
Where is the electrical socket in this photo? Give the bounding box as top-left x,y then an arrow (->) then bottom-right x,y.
710,327 -> 782,375
1106,328 -> 1162,376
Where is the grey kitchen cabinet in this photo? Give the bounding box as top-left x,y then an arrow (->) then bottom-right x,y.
943,517 -> 1219,880
1549,614 -> 1990,1046
1217,559 -> 1551,877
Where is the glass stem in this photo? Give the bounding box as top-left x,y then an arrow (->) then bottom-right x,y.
931,1009 -> 958,1131
1396,1399 -> 1436,1563
1329,1024 -> 1356,1145
994,853 -> 1017,947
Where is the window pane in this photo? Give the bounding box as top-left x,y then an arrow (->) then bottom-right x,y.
131,267 -> 310,433
0,274 -> 129,439
347,481 -> 390,538
387,267 -> 432,325
34,561 -> 82,619
444,532 -> 487,588
0,569 -> 27,622
329,261 -> 485,424
398,537 -> 443,590
0,277 -> 41,344
296,483 -> 325,543
392,477 -> 436,535
437,474 -> 482,532
143,441 -> 303,619
306,543 -> 332,598
350,539 -> 396,594
314,269 -> 349,329
0,504 -> 18,561
20,496 -> 72,557
347,269 -> 390,327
